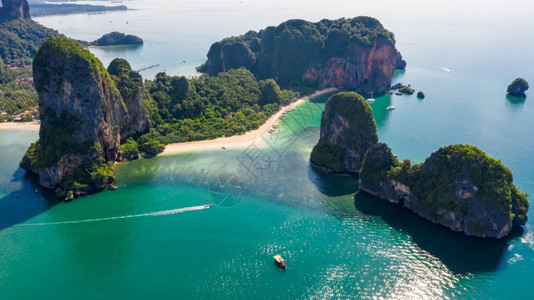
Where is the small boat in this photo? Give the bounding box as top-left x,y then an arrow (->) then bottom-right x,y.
386,91 -> 393,95
274,255 -> 287,268
386,105 -> 396,110
367,91 -> 375,102
395,91 -> 402,96
203,204 -> 212,209
221,146 -> 226,150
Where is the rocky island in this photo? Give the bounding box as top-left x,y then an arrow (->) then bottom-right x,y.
92,32 -> 143,46
359,143 -> 529,239
311,91 -> 529,238
310,92 -> 377,173
20,37 -> 150,199
199,17 -> 406,94
507,78 -> 529,97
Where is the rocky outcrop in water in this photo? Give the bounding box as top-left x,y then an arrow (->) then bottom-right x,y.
359,143 -> 529,239
310,92 -> 378,173
507,78 -> 529,97
199,17 -> 405,93
20,37 -> 149,198
0,0 -> 30,21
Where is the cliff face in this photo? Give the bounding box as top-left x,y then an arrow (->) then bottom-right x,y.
359,143 -> 417,205
107,58 -> 150,142
310,92 -> 378,173
0,0 -> 30,21
359,143 -> 529,239
21,37 -> 149,195
303,38 -> 397,93
199,17 -> 405,93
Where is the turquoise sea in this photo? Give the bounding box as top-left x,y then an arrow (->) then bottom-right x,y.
1,0 -> 534,298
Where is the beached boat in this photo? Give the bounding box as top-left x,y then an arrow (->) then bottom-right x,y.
274,255 -> 287,268
386,105 -> 396,110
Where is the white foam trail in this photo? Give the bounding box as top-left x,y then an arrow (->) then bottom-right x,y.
20,205 -> 209,226
436,66 -> 452,72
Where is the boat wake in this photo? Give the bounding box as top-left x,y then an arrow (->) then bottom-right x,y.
19,205 -> 210,226
436,66 -> 452,72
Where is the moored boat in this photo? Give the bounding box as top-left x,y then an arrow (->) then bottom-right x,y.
367,91 -> 375,102
274,255 -> 287,268
386,105 -> 396,110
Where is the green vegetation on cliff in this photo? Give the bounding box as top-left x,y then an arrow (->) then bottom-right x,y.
93,32 -> 143,46
22,37 -> 150,199
198,17 -> 404,92
310,91 -> 378,173
0,18 -> 61,65
141,68 -> 298,144
360,143 -> 529,238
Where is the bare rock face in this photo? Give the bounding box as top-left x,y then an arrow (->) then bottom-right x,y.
310,92 -> 378,174
303,38 -> 398,93
0,0 -> 30,21
359,143 -> 529,239
21,37 -> 149,195
33,37 -> 124,162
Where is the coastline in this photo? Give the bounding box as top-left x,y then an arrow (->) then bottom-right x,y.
0,88 -> 336,152
0,121 -> 40,131
162,88 -> 337,155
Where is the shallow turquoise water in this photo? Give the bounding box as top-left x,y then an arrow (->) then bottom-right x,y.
1,0 -> 533,299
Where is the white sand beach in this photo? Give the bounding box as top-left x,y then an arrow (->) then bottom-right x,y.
162,88 -> 336,155
0,121 -> 40,131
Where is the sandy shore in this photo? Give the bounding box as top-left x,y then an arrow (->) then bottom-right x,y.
0,88 -> 337,153
162,88 -> 337,155
0,121 -> 40,131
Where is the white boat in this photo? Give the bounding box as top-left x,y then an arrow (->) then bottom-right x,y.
386,105 -> 395,110
367,91 -> 375,102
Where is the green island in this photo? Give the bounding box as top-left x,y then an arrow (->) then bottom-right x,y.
312,91 -> 529,238
199,16 -> 406,94
92,31 -> 143,46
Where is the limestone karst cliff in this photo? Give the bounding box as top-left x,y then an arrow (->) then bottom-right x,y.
199,17 -> 406,93
310,92 -> 378,173
0,0 -> 30,21
359,143 -> 529,239
20,37 -> 149,198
